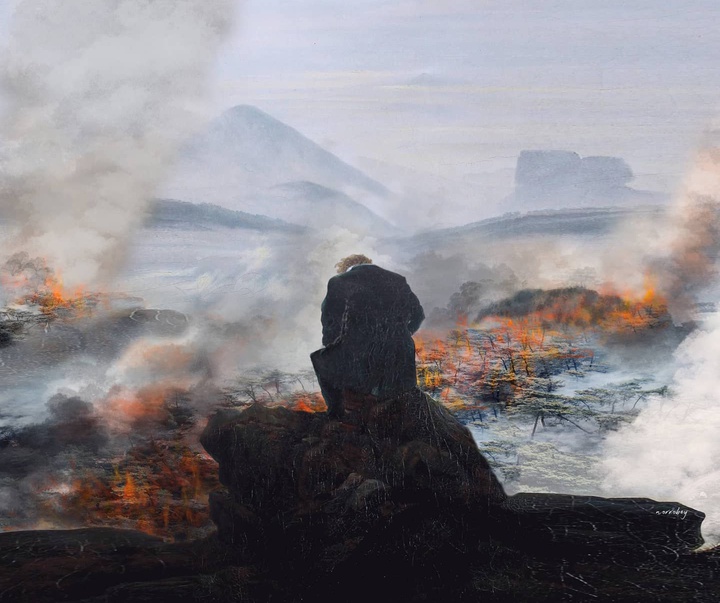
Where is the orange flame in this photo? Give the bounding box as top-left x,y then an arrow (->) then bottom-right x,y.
30,271 -> 91,315
292,393 -> 327,413
123,472 -> 136,500
2,254 -> 99,316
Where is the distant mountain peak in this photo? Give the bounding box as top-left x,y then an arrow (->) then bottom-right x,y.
213,104 -> 302,136
168,104 -> 390,206
224,104 -> 269,118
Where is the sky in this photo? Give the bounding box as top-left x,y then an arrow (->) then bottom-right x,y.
212,0 -> 720,203
0,1 -> 718,211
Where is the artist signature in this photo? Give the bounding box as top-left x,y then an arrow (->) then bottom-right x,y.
655,507 -> 688,520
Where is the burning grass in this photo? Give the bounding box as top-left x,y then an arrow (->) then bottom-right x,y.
0,380 -> 328,540
414,285 -> 680,485
475,283 -> 669,335
35,439 -> 221,540
0,391 -> 220,541
2,252 -> 102,317
417,284 -> 674,417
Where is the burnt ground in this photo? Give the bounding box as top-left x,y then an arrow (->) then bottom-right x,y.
1,525 -> 719,603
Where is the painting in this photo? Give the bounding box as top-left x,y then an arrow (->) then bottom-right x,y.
1,1 -> 719,601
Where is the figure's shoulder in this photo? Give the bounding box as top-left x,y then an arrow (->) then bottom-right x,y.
349,264 -> 405,282
325,273 -> 344,291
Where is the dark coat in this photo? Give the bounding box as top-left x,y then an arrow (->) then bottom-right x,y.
311,265 -> 424,404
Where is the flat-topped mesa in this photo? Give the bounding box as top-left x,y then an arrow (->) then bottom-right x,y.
200,387 -> 507,575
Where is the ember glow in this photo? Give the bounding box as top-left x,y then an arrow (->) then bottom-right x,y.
0,254 -> 214,537
30,437 -> 221,540
17,388 -> 329,538
293,393 -> 327,413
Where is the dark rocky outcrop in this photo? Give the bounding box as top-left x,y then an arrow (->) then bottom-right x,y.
501,493 -> 704,558
0,387 -> 718,602
0,528 -> 263,603
197,387 -> 711,600
200,389 -> 505,593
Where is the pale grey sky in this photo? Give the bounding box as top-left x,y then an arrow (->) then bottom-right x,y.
213,0 -> 720,200
1,1 -> 718,213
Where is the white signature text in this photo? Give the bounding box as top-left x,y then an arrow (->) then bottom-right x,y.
655,507 -> 688,520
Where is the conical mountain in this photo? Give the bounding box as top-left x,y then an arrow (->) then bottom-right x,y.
164,105 -> 389,205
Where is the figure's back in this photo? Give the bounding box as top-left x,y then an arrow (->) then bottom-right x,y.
323,264 -> 423,344
314,263 -> 425,411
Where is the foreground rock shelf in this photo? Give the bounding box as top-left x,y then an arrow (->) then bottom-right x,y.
2,522 -> 718,602
502,492 -> 705,557
1,390 -> 718,602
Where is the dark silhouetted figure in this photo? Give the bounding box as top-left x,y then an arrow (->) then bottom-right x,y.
311,255 -> 424,418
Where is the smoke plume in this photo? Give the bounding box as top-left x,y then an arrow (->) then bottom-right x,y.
0,0 -> 238,288
205,226 -> 394,374
603,134 -> 720,546
602,314 -> 720,545
659,141 -> 720,323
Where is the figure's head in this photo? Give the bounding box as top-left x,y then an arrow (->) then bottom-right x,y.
335,254 -> 373,274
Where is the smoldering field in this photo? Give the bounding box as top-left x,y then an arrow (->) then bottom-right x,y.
1,142 -> 719,542
0,0 -> 245,537
0,217 -> 405,536
1,203 -> 718,543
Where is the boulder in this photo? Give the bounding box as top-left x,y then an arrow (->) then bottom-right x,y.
200,388 -> 506,582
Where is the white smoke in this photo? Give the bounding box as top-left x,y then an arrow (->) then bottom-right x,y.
602,314 -> 720,545
206,226 -> 395,375
602,134 -> 720,546
0,0 -> 238,287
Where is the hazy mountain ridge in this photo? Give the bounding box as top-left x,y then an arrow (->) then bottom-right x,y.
404,205 -> 668,251
160,107 -> 669,239
164,105 -> 388,199
146,199 -> 307,233
257,180 -> 399,236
